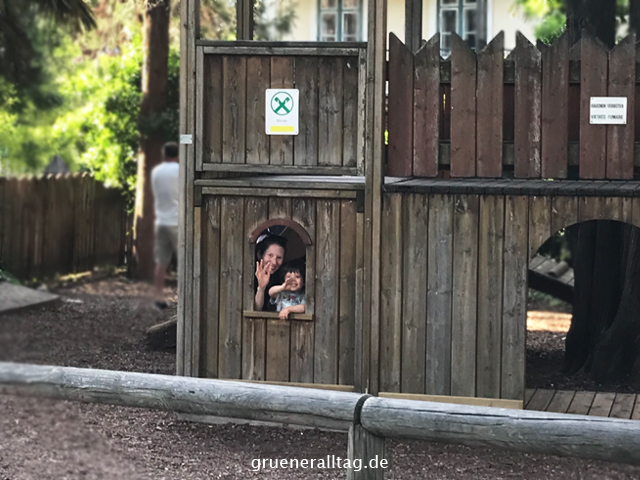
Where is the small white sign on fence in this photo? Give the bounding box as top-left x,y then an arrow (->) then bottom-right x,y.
589,97 -> 627,125
265,89 -> 299,135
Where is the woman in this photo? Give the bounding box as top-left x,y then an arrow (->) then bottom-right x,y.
254,235 -> 287,311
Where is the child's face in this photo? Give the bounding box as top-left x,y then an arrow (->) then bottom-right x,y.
284,271 -> 303,292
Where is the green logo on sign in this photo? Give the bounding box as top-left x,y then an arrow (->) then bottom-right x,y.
271,92 -> 293,116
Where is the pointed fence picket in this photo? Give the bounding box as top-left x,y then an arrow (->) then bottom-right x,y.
386,31 -> 639,180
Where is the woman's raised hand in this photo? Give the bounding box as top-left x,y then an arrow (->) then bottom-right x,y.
255,259 -> 271,289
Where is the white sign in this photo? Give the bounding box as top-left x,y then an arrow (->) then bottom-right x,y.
265,89 -> 299,135
180,134 -> 193,144
590,97 -> 627,125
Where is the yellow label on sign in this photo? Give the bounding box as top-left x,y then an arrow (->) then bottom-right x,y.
270,125 -> 295,133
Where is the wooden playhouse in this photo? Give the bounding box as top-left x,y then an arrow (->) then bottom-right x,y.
176,0 -> 640,409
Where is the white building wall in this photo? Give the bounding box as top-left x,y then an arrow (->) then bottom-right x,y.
282,0 -> 538,49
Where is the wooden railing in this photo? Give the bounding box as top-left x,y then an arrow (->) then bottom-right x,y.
0,174 -> 130,280
387,31 -> 638,180
2,362 -> 640,480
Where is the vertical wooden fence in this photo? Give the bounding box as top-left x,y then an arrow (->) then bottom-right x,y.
0,174 -> 130,281
387,31 -> 638,179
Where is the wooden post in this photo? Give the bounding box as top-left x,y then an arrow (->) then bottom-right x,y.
363,0 -> 387,394
347,425 -> 386,480
404,0 -> 422,53
236,0 -> 254,40
178,0 -> 200,376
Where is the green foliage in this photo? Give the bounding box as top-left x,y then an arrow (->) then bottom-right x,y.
538,229 -> 572,263
0,0 -> 94,96
50,35 -> 181,200
1,0 -> 295,199
0,265 -> 19,284
527,288 -> 571,312
254,0 -> 298,41
514,0 -> 630,43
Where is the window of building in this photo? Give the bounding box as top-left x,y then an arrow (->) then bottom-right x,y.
248,220 -> 313,319
438,0 -> 477,54
319,0 -> 361,42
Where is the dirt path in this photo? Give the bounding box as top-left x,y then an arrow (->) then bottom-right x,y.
1,277 -> 639,479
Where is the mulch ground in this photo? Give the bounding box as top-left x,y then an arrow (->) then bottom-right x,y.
1,275 -> 639,479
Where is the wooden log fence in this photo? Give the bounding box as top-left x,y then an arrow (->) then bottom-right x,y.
387,31 -> 639,180
0,174 -> 130,280
2,362 -> 640,479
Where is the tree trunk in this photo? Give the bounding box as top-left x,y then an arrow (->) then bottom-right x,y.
565,222 -> 626,378
560,0 -> 640,387
631,0 -> 640,35
590,226 -> 640,384
565,0 -> 616,48
132,0 -> 170,280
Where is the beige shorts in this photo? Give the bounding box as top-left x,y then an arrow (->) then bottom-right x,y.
155,225 -> 178,267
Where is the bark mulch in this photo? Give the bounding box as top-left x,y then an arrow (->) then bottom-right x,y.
1,275 -> 639,479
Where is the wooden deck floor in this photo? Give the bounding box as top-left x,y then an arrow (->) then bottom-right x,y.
526,388 -> 640,419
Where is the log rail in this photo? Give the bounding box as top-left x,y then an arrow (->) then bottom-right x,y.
2,362 -> 640,479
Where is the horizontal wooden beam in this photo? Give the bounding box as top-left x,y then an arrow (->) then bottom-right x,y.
242,310 -> 315,321
201,45 -> 363,56
201,186 -> 358,198
0,362 -> 362,431
196,175 -> 365,191
200,164 -> 359,176
379,392 -> 522,410
390,141 -> 640,170
528,270 -> 574,304
219,378 -> 355,392
384,178 -> 640,197
361,396 -> 640,465
198,40 -> 366,48
4,363 -> 640,468
433,59 -> 640,85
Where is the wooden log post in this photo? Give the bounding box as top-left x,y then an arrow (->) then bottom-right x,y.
348,425 -> 386,480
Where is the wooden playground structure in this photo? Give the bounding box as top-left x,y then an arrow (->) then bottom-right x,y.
176,0 -> 640,408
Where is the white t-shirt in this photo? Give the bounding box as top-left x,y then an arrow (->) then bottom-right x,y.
151,162 -> 179,226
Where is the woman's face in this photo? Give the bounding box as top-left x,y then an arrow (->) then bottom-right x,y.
263,244 -> 285,274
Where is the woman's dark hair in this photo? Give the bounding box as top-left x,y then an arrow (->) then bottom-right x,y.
256,235 -> 287,260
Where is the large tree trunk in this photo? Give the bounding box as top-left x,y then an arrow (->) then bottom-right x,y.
565,0 -> 616,48
560,1 -> 640,387
631,0 -> 640,35
132,0 -> 170,280
566,222 -> 640,386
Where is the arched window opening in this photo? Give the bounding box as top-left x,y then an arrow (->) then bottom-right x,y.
249,219 -> 312,318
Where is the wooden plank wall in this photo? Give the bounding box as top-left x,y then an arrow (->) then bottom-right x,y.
200,194 -> 362,386
387,32 -> 638,180
198,47 -> 364,174
379,191 -> 640,401
0,174 -> 129,281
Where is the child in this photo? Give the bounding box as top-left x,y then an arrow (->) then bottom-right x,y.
268,261 -> 306,319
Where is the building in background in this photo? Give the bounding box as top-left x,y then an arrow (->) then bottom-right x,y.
285,0 -> 537,52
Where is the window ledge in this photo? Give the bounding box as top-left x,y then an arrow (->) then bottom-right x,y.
243,310 -> 314,321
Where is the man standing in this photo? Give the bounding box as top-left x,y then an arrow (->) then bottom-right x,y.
151,142 -> 179,309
